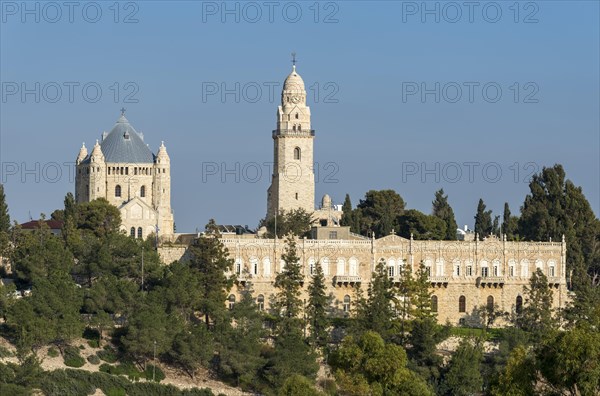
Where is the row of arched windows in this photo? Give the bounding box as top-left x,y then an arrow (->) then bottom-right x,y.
130,227 -> 143,239
107,166 -> 165,176
447,294 -> 523,313
234,256 -> 361,278
115,185 -> 146,198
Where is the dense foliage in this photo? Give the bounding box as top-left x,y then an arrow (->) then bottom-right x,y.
1,164 -> 599,395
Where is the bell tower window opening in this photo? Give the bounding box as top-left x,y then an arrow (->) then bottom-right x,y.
115,185 -> 121,197
140,185 -> 146,198
294,147 -> 301,160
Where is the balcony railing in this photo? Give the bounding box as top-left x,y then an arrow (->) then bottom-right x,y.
272,129 -> 315,138
333,275 -> 362,285
477,276 -> 505,287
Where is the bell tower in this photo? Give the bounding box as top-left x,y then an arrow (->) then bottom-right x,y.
267,58 -> 315,218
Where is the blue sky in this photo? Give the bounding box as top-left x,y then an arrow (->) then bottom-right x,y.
1,1 -> 598,233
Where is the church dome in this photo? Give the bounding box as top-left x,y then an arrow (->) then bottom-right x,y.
283,65 -> 305,92
100,113 -> 154,163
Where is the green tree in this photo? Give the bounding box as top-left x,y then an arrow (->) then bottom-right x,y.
188,220 -> 234,330
273,235 -> 304,319
340,194 -> 354,228
0,184 -> 10,255
502,202 -> 519,240
330,331 -> 433,395
537,326 -> 600,395
278,375 -> 323,396
76,198 -> 121,238
441,339 -> 483,396
432,189 -> 458,240
398,209 -> 446,240
121,293 -> 175,365
491,345 -> 535,396
356,190 -> 405,237
518,164 -> 600,283
412,261 -> 435,320
306,261 -> 329,348
474,198 -> 492,240
361,259 -> 395,339
11,222 -> 74,284
268,235 -> 318,389
215,283 -> 266,387
516,269 -> 556,341
7,270 -> 84,351
263,209 -> 314,238
168,323 -> 214,378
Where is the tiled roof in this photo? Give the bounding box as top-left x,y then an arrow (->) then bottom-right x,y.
99,115 -> 155,163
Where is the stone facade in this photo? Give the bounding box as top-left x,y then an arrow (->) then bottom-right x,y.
75,112 -> 174,239
159,234 -> 568,325
153,63 -> 569,325
267,65 -> 315,218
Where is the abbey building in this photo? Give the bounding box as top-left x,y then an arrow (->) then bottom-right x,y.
75,112 -> 174,239
76,64 -> 569,325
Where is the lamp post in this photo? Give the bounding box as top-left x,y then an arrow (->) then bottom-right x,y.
141,246 -> 145,293
153,340 -> 156,381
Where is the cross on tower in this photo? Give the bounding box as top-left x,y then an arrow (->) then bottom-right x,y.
291,52 -> 297,67
120,107 -> 126,116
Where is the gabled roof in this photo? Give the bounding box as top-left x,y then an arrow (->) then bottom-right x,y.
20,219 -> 63,230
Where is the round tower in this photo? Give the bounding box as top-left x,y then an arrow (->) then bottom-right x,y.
88,140 -> 106,201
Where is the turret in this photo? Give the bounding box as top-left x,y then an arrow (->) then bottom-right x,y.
76,143 -> 87,165
153,141 -> 173,235
88,140 -> 106,200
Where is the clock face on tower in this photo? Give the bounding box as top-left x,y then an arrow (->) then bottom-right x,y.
291,96 -> 300,104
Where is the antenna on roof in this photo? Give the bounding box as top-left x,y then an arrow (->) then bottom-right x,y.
28,211 -> 32,221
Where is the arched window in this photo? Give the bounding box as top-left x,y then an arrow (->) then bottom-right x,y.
349,258 -> 358,276
516,296 -> 523,313
228,294 -> 236,310
308,258 -> 315,275
295,113 -> 299,119
137,227 -> 143,239
115,185 -> 121,197
257,295 -> 264,311
459,295 -> 466,313
337,258 -> 346,276
140,185 -> 146,197
294,147 -> 301,160
431,295 -> 438,312
487,296 -> 494,311
130,227 -> 135,237
343,295 -> 351,313
250,257 -> 258,275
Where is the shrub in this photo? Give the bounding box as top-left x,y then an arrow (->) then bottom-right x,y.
88,339 -> 100,348
83,327 -> 101,340
79,344 -> 85,350
100,362 -> 142,381
144,364 -> 166,382
98,346 -> 119,363
106,388 -> 127,396
87,354 -> 101,365
47,347 -> 59,358
0,345 -> 13,358
63,346 -> 85,368
319,378 -> 337,395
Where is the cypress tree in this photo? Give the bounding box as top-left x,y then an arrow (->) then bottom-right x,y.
0,184 -> 9,233
306,261 -> 328,348
474,198 -> 493,240
432,189 -> 458,240
189,219 -> 235,330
